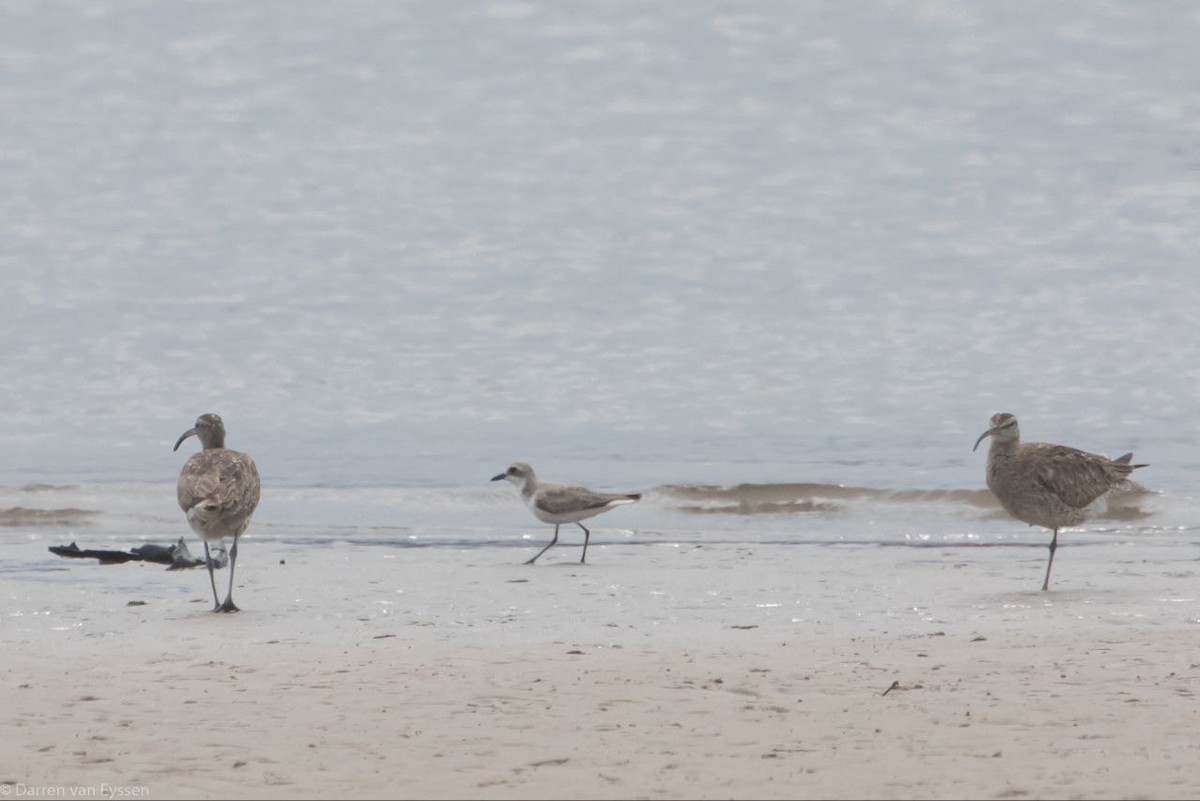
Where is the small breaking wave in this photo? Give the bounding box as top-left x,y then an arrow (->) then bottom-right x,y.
0,507 -> 100,527
655,481 -> 1154,520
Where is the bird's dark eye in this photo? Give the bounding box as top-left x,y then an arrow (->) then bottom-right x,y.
508,467 -> 517,475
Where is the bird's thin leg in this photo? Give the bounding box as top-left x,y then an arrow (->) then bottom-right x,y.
1041,528 -> 1059,592
525,525 -> 559,565
203,542 -> 221,611
577,522 -> 591,563
217,535 -> 240,613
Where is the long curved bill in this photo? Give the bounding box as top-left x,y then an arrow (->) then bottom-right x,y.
173,428 -> 197,452
972,426 -> 1001,452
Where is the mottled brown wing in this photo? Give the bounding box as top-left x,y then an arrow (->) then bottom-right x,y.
1027,443 -> 1124,509
177,450 -> 262,517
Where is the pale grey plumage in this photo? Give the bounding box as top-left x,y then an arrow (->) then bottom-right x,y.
973,412 -> 1147,591
491,462 -> 642,564
174,413 -> 261,612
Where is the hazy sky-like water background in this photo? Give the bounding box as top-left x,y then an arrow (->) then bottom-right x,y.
3,1 -> 1198,501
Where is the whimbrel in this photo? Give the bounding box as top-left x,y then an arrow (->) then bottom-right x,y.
973,412 -> 1146,591
491,462 -> 642,564
174,413 -> 261,612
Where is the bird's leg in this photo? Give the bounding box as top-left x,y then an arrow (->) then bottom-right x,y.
203,541 -> 221,611
524,525 -> 559,565
577,522 -> 591,564
218,536 -> 240,613
1041,528 -> 1059,592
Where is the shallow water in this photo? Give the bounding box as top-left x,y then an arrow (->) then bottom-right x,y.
2,4 -> 1199,599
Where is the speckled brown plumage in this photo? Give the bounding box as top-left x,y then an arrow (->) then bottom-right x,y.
974,412 -> 1147,591
174,413 -> 261,612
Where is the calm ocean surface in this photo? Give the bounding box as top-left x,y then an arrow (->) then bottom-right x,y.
2,3 -> 1199,570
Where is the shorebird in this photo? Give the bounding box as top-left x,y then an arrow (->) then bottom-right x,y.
491,462 -> 642,564
174,413 -> 261,612
973,412 -> 1147,591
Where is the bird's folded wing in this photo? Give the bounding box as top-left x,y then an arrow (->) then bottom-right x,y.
178,454 -> 262,516
536,485 -> 618,516
1029,443 -> 1124,509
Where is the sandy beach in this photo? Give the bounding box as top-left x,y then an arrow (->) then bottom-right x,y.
5,531 -> 1198,801
5,2 -> 1200,799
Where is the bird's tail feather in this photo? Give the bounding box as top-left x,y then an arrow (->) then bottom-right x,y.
1114,452 -> 1149,470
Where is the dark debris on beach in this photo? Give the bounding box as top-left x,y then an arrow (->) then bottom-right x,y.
48,538 -> 218,570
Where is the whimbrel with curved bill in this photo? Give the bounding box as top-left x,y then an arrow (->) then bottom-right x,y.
491,462 -> 642,564
973,412 -> 1147,591
174,413 -> 261,612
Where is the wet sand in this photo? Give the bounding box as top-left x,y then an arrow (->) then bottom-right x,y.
3,535 -> 1198,800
